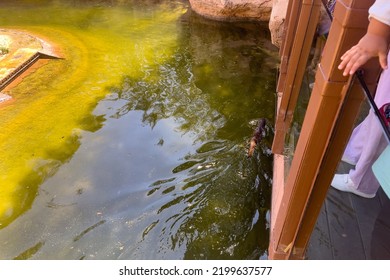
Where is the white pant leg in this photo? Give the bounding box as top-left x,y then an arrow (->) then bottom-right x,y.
374,56 -> 390,108
349,109 -> 388,194
343,52 -> 390,163
348,53 -> 390,194
343,119 -> 368,163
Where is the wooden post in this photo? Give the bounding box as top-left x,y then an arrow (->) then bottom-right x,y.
276,0 -> 300,93
272,0 -> 322,155
269,0 -> 380,259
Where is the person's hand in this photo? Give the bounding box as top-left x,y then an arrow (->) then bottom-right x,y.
338,18 -> 390,76
338,33 -> 388,76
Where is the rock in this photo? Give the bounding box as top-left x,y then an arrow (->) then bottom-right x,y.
188,0 -> 288,48
268,0 -> 288,48
188,0 -> 273,22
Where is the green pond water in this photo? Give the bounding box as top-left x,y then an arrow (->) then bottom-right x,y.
0,0 -> 277,259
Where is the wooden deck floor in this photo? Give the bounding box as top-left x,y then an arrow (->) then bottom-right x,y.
306,161 -> 390,260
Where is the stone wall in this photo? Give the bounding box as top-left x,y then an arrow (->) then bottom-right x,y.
188,0 -> 288,48
188,0 -> 273,22
268,0 -> 288,48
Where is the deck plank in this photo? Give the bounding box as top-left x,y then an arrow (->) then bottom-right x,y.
306,185 -> 390,259
378,187 -> 390,206
306,200 -> 333,259
369,188 -> 390,259
350,194 -> 382,259
323,188 -> 366,259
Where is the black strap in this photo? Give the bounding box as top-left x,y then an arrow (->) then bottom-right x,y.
356,70 -> 390,142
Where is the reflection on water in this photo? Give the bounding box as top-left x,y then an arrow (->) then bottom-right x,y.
0,0 -> 277,259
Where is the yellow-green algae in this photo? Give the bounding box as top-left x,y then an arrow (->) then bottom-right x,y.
0,3 -> 187,227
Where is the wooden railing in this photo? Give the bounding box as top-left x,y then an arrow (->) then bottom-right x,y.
269,0 -> 381,259
272,0 -> 322,155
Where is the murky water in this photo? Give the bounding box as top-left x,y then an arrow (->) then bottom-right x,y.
0,0 -> 277,259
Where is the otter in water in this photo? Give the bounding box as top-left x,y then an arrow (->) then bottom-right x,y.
248,118 -> 266,157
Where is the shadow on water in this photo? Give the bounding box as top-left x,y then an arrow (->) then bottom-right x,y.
0,1 -> 278,259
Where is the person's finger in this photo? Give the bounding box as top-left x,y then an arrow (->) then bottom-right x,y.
347,54 -> 370,75
340,48 -> 354,61
339,52 -> 354,70
339,46 -> 361,70
338,59 -> 347,70
378,51 -> 388,70
341,45 -> 361,58
341,52 -> 361,75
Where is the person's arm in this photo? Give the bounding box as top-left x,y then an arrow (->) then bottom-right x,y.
338,18 -> 390,76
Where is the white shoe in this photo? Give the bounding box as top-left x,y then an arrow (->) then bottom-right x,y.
341,155 -> 357,165
331,174 -> 375,198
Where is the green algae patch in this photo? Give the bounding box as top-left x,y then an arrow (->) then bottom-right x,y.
0,3 -> 187,228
